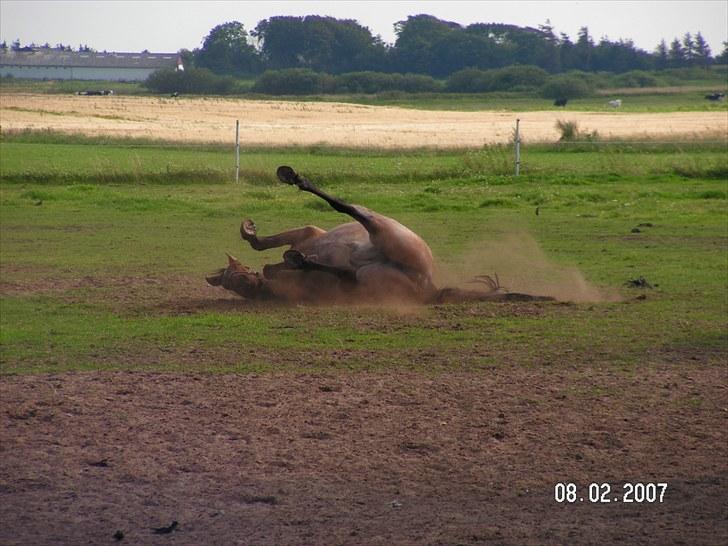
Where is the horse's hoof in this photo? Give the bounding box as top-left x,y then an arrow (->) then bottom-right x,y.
276,166 -> 298,185
283,249 -> 306,268
241,218 -> 257,240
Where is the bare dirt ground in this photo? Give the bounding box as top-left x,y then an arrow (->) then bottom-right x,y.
1,93 -> 726,147
1,365 -> 726,546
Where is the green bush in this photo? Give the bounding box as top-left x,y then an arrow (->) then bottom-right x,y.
388,73 -> 441,93
540,74 -> 593,99
144,68 -> 237,94
489,65 -> 549,91
445,68 -> 492,92
251,69 -> 439,95
251,69 -> 333,95
446,65 -> 547,93
614,70 -> 661,87
335,71 -> 395,93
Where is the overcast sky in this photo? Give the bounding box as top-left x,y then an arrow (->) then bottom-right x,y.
1,1 -> 726,54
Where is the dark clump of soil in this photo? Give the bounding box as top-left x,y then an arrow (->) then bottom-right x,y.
1,365 -> 726,545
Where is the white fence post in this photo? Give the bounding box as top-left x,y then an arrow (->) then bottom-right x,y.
514,118 -> 521,176
235,119 -> 240,183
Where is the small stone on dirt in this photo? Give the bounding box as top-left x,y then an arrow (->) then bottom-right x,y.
152,521 -> 178,535
88,459 -> 110,467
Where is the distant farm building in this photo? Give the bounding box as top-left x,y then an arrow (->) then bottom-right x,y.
0,48 -> 180,81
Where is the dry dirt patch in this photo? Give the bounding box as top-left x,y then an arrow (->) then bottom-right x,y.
2,93 -> 726,147
1,367 -> 725,545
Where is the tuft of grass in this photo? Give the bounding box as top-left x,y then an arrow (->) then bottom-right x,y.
555,119 -> 599,142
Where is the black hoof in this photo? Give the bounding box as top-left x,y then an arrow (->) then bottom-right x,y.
276,166 -> 298,185
283,249 -> 306,268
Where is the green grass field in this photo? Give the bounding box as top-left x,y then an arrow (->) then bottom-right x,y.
1,133 -> 726,375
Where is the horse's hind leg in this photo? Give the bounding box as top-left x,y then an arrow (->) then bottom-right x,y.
276,166 -> 381,235
241,219 -> 326,251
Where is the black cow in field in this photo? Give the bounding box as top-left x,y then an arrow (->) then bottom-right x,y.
553,98 -> 568,107
705,93 -> 725,101
77,90 -> 113,96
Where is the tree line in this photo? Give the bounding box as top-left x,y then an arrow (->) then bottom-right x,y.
183,15 -> 727,78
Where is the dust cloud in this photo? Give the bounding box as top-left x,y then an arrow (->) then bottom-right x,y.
435,231 -> 618,303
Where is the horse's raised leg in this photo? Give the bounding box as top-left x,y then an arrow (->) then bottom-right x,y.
277,166 -> 435,290
241,219 -> 326,251
276,166 -> 381,235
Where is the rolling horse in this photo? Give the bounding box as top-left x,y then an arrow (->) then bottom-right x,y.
207,167 -> 551,304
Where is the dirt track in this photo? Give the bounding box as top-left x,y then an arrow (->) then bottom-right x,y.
1,94 -> 726,147
1,365 -> 726,545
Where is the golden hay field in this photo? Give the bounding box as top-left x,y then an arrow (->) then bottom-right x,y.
1,93 -> 726,147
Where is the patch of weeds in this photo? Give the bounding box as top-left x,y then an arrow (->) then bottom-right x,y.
575,191 -> 609,203
555,119 -> 600,142
694,190 -> 726,200
478,198 -> 517,208
672,157 -> 728,180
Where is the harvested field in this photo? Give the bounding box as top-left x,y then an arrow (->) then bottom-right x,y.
1,93 -> 726,147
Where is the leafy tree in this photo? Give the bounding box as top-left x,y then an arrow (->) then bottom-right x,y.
178,48 -> 195,69
196,21 -> 260,75
253,16 -> 386,74
391,14 -> 461,75
716,41 -> 728,65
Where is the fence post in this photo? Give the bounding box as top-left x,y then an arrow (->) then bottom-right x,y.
235,119 -> 240,183
514,118 -> 521,176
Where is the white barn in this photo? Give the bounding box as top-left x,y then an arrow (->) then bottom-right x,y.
0,49 -> 180,81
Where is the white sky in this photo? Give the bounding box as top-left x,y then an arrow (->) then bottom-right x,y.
1,1 -> 726,54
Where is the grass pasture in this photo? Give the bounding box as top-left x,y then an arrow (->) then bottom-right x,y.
1,135 -> 726,376
1,112 -> 727,542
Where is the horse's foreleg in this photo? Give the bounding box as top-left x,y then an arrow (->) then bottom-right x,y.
241,219 -> 326,251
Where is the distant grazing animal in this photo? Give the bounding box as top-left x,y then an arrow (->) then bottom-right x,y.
705,93 -> 725,101
553,98 -> 568,107
170,91 -> 179,98
207,167 -> 552,304
607,99 -> 622,108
